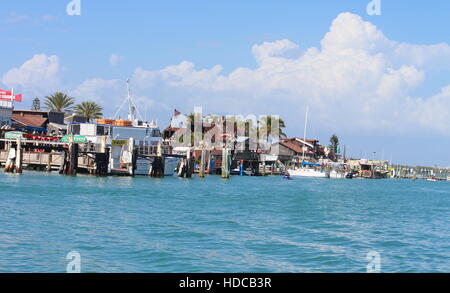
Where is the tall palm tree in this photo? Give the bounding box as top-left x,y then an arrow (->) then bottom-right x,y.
329,134 -> 339,154
75,101 -> 103,122
44,92 -> 75,113
259,116 -> 287,140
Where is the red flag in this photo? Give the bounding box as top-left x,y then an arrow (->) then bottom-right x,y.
0,89 -> 12,95
14,94 -> 22,102
0,90 -> 22,102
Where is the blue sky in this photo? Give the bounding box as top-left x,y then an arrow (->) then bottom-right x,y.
2,1 -> 450,166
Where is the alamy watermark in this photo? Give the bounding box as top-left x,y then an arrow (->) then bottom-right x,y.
366,251 -> 381,273
67,0 -> 81,16
170,107 -> 281,155
367,0 -> 382,16
66,251 -> 81,273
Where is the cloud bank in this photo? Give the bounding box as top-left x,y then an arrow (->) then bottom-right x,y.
3,12 -> 450,138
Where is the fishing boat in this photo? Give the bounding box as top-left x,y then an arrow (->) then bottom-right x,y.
67,79 -> 180,176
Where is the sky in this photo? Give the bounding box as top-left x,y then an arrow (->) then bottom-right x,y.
1,0 -> 450,166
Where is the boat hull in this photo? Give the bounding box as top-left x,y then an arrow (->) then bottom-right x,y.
288,168 -> 329,178
329,171 -> 346,179
134,157 -> 181,176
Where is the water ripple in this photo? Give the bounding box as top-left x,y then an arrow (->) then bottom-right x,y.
0,172 -> 449,272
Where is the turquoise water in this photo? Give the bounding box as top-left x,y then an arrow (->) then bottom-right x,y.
0,171 -> 449,273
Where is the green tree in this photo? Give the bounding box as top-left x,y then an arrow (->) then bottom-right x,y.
259,116 -> 287,140
329,134 -> 339,154
44,92 -> 75,113
75,101 -> 103,122
31,97 -> 41,111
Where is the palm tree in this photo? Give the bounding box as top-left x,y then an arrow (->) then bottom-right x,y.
329,134 -> 339,154
44,92 -> 75,113
75,101 -> 103,122
259,116 -> 287,140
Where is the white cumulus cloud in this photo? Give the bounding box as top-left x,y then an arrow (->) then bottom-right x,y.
2,54 -> 61,96
128,12 -> 450,136
4,13 -> 450,139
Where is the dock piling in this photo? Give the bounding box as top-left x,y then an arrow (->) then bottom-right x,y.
221,147 -> 230,179
199,148 -> 206,178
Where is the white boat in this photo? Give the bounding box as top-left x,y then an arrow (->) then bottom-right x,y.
289,168 -> 329,178
67,79 -> 178,176
286,106 -> 329,179
329,170 -> 345,179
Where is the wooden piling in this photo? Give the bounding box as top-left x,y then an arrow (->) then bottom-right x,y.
221,147 -> 230,179
16,137 -> 23,174
199,148 -> 206,178
150,156 -> 165,178
47,152 -> 52,172
68,143 -> 79,175
59,151 -> 67,174
178,159 -> 185,177
186,151 -> 193,178
4,142 -> 12,173
127,138 -> 135,176
95,153 -> 109,176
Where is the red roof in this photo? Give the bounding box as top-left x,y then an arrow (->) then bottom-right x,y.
280,141 -> 303,153
12,114 -> 48,128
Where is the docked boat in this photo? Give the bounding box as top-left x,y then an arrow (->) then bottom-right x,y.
230,168 -> 253,176
289,167 -> 329,178
329,162 -> 347,179
329,170 -> 346,179
285,107 -> 329,179
67,80 -> 180,176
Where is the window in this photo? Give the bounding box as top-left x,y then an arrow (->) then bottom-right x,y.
151,129 -> 161,137
71,125 -> 80,135
97,126 -> 105,136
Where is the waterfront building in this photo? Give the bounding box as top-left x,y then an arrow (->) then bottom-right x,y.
11,110 -> 65,134
0,99 -> 13,127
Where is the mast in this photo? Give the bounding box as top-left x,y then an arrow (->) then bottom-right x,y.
126,79 -> 136,123
112,79 -> 141,124
302,106 -> 309,162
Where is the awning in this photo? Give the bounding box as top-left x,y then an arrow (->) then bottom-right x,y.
16,126 -> 47,133
302,160 -> 321,166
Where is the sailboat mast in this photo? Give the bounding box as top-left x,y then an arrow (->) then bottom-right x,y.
302,106 -> 309,161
